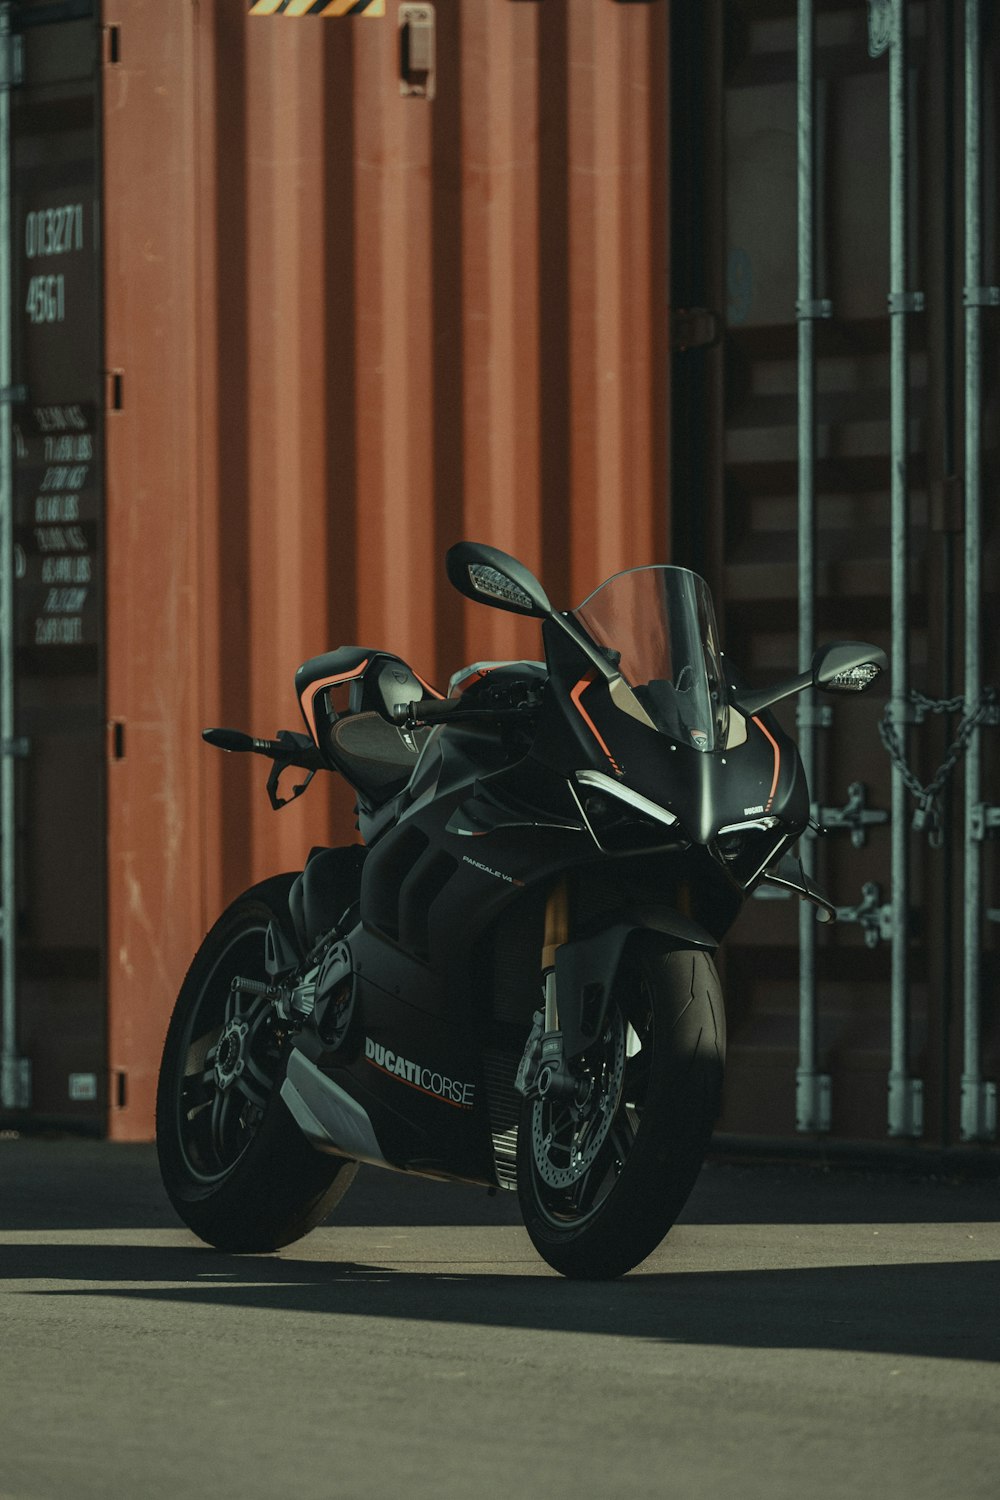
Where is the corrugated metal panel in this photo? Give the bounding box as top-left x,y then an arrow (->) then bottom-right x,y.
101,0 -> 670,1137
102,0 -> 203,1136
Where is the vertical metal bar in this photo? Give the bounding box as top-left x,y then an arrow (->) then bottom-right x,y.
0,2 -> 18,1113
934,6 -> 958,1149
886,0 -> 921,1137
794,0 -> 828,1132
960,0 -> 996,1140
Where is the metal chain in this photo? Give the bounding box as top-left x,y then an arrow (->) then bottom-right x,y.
878,687 -> 998,846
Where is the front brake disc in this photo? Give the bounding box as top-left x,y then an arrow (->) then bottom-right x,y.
530,1009 -> 626,1189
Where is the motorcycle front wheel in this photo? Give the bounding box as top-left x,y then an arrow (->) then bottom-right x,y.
516,940 -> 725,1280
156,873 -> 357,1252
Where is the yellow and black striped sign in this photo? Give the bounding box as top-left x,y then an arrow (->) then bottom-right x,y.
248,0 -> 385,16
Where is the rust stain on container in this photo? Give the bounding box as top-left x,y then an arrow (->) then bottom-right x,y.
101,0 -> 670,1137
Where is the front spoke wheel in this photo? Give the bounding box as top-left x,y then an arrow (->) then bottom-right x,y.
516,945 -> 726,1280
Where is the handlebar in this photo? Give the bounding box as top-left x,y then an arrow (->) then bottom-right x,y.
202,727 -> 324,771
391,697 -> 538,729
391,698 -> 465,727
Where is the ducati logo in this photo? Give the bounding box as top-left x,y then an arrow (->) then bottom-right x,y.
364,1037 -> 476,1109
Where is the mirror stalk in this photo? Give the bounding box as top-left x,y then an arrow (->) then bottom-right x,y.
733,641 -> 888,718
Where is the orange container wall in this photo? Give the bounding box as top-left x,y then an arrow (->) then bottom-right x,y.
102,4 -> 205,1138
102,0 -> 670,1138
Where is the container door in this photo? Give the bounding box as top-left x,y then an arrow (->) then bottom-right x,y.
672,1 -> 999,1147
4,0 -> 105,1128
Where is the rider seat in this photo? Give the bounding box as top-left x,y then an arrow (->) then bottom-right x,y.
295,647 -> 435,807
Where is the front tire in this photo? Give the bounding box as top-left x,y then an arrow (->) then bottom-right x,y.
516,941 -> 725,1279
156,874 -> 357,1251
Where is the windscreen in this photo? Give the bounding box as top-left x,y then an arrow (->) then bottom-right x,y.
572,566 -> 729,752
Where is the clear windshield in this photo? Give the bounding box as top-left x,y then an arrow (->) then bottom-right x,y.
572,566 -> 729,753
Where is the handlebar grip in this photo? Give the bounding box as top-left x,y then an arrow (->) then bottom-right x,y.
203,727 -> 319,764
392,697 -> 461,726
203,727 -> 259,753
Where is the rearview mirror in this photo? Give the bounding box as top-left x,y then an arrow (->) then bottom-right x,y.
445,541 -> 552,618
812,641 -> 888,694
732,639 -> 889,716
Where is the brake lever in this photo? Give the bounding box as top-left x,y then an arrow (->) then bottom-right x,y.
266,729 -> 326,809
202,727 -> 322,809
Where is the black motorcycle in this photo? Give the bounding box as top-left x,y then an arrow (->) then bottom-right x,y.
156,542 -> 886,1278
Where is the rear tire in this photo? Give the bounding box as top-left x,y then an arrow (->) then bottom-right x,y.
516,941 -> 725,1280
156,874 -> 357,1252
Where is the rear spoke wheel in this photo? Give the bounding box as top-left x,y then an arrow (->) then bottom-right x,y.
180,1067 -> 216,1114
156,872 -> 359,1253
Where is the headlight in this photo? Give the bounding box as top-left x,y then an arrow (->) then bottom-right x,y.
713,823 -> 787,887
573,770 -> 681,852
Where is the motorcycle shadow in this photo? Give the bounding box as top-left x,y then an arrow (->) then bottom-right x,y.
2,1237 -> 998,1365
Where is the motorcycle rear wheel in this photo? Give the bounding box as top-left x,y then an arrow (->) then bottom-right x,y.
516,941 -> 725,1280
156,874 -> 357,1252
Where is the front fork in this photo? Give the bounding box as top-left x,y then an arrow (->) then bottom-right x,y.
516,880 -> 580,1103
542,878 -> 568,1029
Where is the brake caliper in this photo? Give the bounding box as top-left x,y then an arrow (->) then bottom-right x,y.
515,1008 -> 587,1104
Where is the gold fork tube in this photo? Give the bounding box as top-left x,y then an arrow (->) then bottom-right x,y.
541,880 -> 569,1030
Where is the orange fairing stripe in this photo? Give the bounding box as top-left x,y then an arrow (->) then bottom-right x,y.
301,660 -> 369,745
453,666 -> 493,698
751,715 -> 781,812
413,671 -> 444,701
571,673 -> 622,775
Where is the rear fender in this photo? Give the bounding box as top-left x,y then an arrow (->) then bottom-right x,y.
556,906 -> 717,1061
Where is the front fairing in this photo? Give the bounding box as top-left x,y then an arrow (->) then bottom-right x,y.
531,611 -> 810,852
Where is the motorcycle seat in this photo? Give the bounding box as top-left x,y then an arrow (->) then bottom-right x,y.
295,646 -> 434,806
325,712 -> 427,804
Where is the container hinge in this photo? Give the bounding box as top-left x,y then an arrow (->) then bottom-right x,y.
0,385 -> 27,404
971,804 -> 1000,841
795,702 -> 833,729
796,1069 -> 831,1134
866,0 -> 891,57
0,31 -> 23,90
963,286 -> 1000,309
1,736 -> 29,759
399,3 -> 435,100
796,298 -> 833,321
670,307 -> 721,352
987,908 -> 1000,924
834,880 -> 891,948
1,1054 -> 31,1111
888,1072 -> 924,1139
888,291 -> 925,315
812,782 -> 889,848
960,1078 -> 997,1143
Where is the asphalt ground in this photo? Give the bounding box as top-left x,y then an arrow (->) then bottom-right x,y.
1,1135 -> 998,1500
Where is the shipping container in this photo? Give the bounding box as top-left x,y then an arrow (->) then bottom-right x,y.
0,0 -> 996,1158
3,1 -> 106,1126
3,0 -> 670,1138
672,0 -> 999,1148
